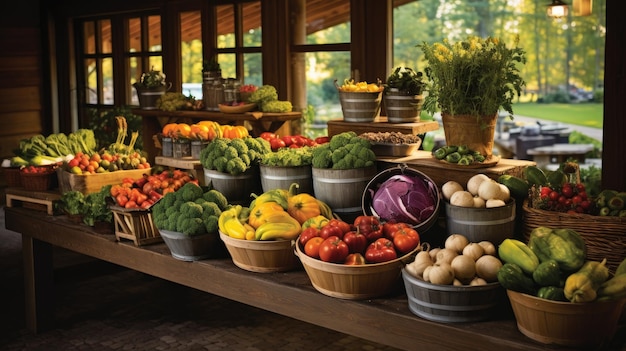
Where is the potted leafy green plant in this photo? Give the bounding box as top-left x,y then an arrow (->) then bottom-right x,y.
419,36 -> 526,158
383,66 -> 426,123
133,67 -> 171,109
202,57 -> 222,80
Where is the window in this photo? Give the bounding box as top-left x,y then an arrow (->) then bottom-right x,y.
128,14 -> 163,106
80,19 -> 113,105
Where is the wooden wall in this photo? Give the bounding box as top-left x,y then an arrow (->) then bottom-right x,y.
0,0 -> 45,178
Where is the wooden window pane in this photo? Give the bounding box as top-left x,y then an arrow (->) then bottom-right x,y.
100,19 -> 112,54
243,52 -> 262,86
102,57 -> 113,104
217,4 -> 234,49
84,21 -> 95,54
85,58 -> 97,104
306,0 -> 350,44
128,17 -> 141,52
181,10 -> 203,98
243,2 -> 262,47
148,15 -> 162,51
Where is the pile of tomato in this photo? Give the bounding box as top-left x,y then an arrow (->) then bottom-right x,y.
538,182 -> 593,214
110,169 -> 197,209
20,164 -> 58,174
298,215 -> 420,265
259,132 -> 329,151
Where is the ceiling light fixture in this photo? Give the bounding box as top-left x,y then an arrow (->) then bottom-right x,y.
547,0 -> 569,19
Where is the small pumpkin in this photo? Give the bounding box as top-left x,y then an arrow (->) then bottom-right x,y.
197,120 -> 223,140
287,193 -> 321,224
221,125 -> 249,139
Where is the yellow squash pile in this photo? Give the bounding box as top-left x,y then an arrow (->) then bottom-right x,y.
218,184 -> 333,241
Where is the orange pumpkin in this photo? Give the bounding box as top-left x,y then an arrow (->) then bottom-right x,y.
197,121 -> 223,140
287,193 -> 321,225
190,124 -> 210,140
162,123 -> 178,137
221,125 -> 249,139
175,123 -> 192,138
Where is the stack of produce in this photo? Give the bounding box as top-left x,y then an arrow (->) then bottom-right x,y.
9,129 -> 97,167
404,234 -> 502,286
433,144 -> 487,165
161,121 -> 223,142
109,169 -> 197,209
157,92 -> 203,111
311,131 -> 377,170
218,184 -> 333,241
298,215 -> 419,265
337,79 -> 383,93
248,85 -> 292,113
259,131 -> 326,152
442,173 -> 516,209
151,182 -> 229,236
496,226 -> 626,302
63,116 -> 150,174
199,136 -> 271,175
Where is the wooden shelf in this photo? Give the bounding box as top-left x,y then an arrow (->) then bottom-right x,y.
327,118 -> 440,137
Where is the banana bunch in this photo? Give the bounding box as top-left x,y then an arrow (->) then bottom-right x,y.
596,257 -> 626,301
218,205 -> 256,240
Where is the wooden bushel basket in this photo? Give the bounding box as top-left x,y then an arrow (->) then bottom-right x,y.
338,90 -> 382,123
402,269 -> 504,323
295,242 -> 418,300
507,290 -> 626,348
219,232 -> 299,273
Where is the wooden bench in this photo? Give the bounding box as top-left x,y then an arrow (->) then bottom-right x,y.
526,143 -> 595,168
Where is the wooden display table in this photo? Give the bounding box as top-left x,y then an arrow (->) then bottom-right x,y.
526,143 -> 595,168
6,205 -> 598,351
378,151 -> 535,187
327,118 -> 440,137
132,109 -> 301,164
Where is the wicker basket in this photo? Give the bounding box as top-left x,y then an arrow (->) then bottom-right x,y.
219,231 -> 300,273
522,200 -> 626,273
507,290 -> 626,348
2,167 -> 22,187
20,167 -> 58,191
295,242 -> 417,300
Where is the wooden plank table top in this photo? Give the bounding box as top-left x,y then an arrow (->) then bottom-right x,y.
327,118 -> 440,137
5,206 -> 601,351
526,143 -> 595,168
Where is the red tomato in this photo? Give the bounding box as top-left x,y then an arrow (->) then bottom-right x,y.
342,230 -> 368,254
344,253 -> 366,265
260,132 -> 277,141
561,184 -> 574,198
270,138 -> 286,150
549,190 -> 560,201
392,227 -> 420,254
116,194 -> 129,207
319,223 -> 344,240
281,135 -> 294,146
382,221 -> 410,240
314,136 -> 329,144
304,237 -> 325,259
365,238 -> 397,263
327,218 -> 352,234
298,227 -> 320,246
354,215 -> 383,241
318,236 -> 349,263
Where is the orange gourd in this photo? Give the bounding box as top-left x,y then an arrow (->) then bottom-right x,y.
162,123 -> 178,137
221,125 -> 249,139
197,121 -> 223,140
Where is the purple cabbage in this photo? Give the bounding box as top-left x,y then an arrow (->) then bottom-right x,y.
369,173 -> 438,225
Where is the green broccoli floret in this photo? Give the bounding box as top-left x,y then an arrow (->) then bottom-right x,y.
249,85 -> 278,104
226,158 -> 247,175
349,135 -> 370,149
331,147 -> 349,164
333,154 -> 357,169
200,138 -> 229,170
358,147 -> 377,162
311,144 -> 333,168
177,217 -> 206,236
329,131 -> 357,150
160,191 -> 178,209
180,182 -> 204,201
261,100 -> 293,113
240,153 -> 251,166
224,146 -> 239,159
152,212 -> 169,229
203,189 -> 229,210
213,156 -> 228,172
204,215 -> 219,234
179,201 -> 204,218
229,138 -> 249,155
166,211 -> 181,231
243,137 -> 271,162
200,201 -> 222,217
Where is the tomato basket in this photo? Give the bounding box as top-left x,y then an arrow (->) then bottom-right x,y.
295,240 -> 418,300
20,165 -> 58,191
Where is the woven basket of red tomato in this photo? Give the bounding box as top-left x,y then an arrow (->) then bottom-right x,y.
295,215 -> 421,300
20,164 -> 60,191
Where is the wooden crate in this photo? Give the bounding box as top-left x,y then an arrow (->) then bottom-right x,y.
57,168 -> 151,194
110,206 -> 162,246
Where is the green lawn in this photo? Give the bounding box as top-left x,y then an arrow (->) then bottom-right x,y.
511,102 -> 603,129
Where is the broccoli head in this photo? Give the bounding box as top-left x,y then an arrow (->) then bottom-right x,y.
203,189 -> 229,210
180,182 -> 204,202
179,201 -> 204,218
226,158 -> 247,175
177,217 -> 206,236
166,211 -> 181,231
200,201 -> 222,217
329,131 -> 357,150
311,143 -> 332,168
204,215 -> 219,234
213,156 -> 229,172
224,145 -> 239,160
229,138 -> 249,156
